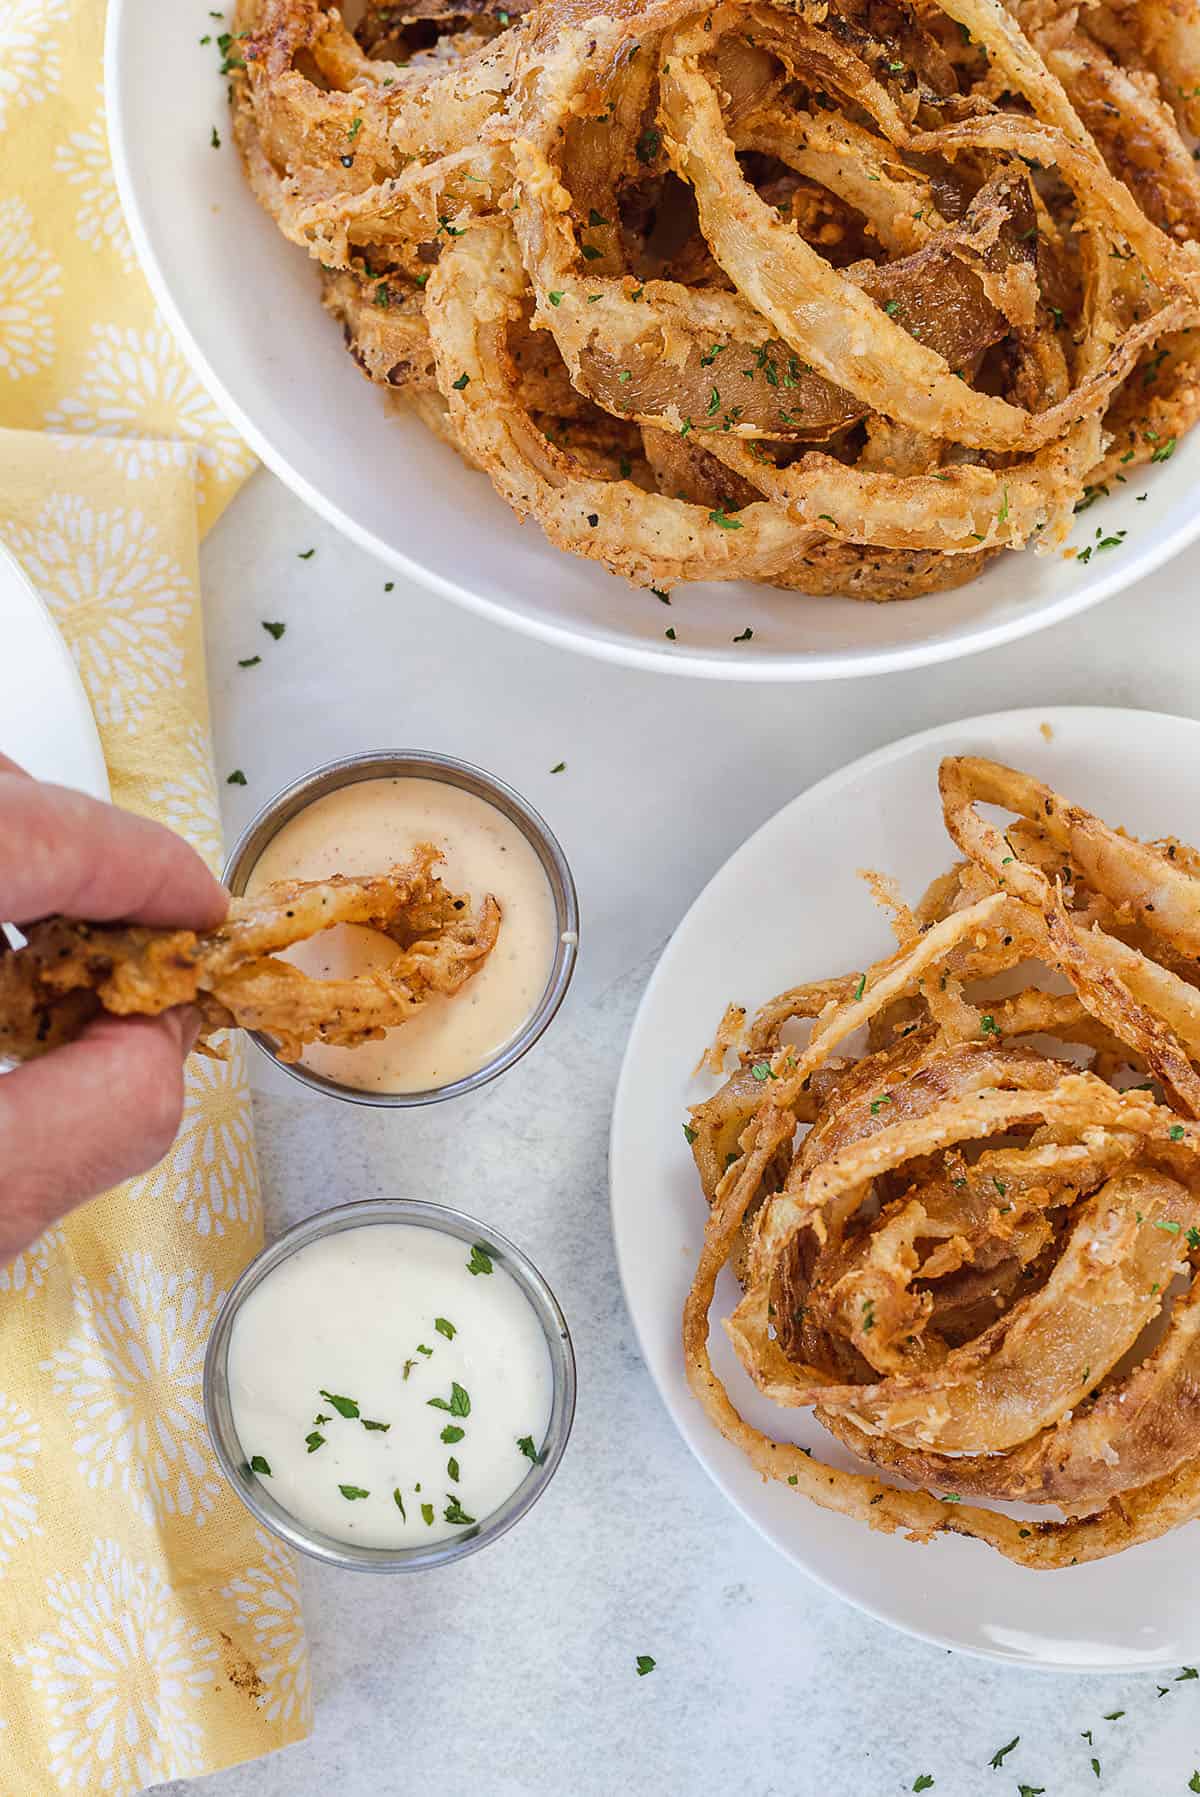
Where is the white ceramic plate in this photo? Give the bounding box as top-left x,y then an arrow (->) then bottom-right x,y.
105,4 -> 1200,682
611,706 -> 1200,1669
0,540 -> 108,799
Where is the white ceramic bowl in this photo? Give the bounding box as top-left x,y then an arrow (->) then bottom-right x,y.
106,2 -> 1200,680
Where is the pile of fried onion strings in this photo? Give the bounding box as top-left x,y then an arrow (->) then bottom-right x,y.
685,758 -> 1200,1567
232,0 -> 1200,599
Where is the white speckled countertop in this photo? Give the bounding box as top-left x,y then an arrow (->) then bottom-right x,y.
155,468 -> 1200,1797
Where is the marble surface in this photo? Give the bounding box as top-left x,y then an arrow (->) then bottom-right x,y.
157,468 -> 1200,1797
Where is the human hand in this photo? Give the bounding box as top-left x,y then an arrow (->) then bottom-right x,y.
0,757 -> 228,1265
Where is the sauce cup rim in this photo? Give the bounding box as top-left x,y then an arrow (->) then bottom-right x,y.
220,749 -> 579,1106
204,1197 -> 577,1571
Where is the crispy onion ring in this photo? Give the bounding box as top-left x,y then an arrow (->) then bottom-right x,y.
682,758 -> 1200,1566
234,0 -> 1200,598
0,849 -> 500,1064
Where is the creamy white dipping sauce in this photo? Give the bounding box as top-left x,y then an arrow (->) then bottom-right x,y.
227,1224 -> 554,1549
246,776 -> 557,1093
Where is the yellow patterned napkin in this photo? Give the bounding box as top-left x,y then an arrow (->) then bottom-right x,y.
0,0 -> 255,535
0,431 -> 311,1793
0,1 -> 312,1790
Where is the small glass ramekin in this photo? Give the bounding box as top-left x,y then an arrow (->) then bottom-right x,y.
204,1198 -> 576,1572
221,750 -> 578,1105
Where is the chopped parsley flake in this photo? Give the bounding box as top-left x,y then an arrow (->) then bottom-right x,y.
435,1317 -> 457,1340
393,1489 -> 406,1520
262,619 -> 286,639
517,1435 -> 538,1462
444,1496 -> 475,1525
305,1432 -> 325,1453
237,654 -> 260,668
427,1381 -> 471,1418
683,1122 -> 698,1144
912,1781 -> 934,1794
319,1390 -> 360,1419
547,290 -> 564,306
226,769 -> 247,786
635,1655 -> 656,1676
248,1455 -> 271,1477
1170,1124 -> 1186,1141
362,1418 -> 391,1432
467,1242 -> 494,1276
447,1456 -> 460,1481
988,1738 -> 1019,1769
441,1424 -> 465,1444
420,1502 -> 435,1525
210,126 -> 221,148
338,1484 -> 369,1501
732,627 -> 753,643
709,506 -> 742,529
452,373 -> 470,390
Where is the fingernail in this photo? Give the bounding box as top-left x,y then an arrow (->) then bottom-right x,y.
176,1005 -> 204,1056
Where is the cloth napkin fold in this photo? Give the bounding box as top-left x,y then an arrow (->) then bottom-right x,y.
0,3 -> 313,1792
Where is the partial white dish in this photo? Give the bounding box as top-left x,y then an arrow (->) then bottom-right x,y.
0,539 -> 108,799
610,707 -> 1200,1669
105,4 -> 1200,683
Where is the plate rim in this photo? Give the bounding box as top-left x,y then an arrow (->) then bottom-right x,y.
0,539 -> 109,800
103,1 -> 1200,684
609,703 -> 1200,1670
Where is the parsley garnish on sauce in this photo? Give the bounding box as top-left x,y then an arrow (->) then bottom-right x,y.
393,1489 -> 406,1520
989,1738 -> 1019,1769
912,1780 -> 934,1793
237,654 -> 260,668
339,1484 -> 369,1501
635,1655 -> 656,1676
261,619 -> 286,640
467,1243 -> 494,1276
427,1381 -> 471,1418
248,1455 -> 271,1477
420,1502 -> 435,1526
550,761 -> 566,773
319,1389 -> 360,1419
305,1432 -> 325,1454
517,1435 -> 538,1462
362,1418 -> 391,1432
297,548 -> 315,560
447,1456 -> 460,1481
435,1317 -> 457,1340
441,1424 -> 464,1444
226,770 -> 247,786
444,1496 -> 475,1525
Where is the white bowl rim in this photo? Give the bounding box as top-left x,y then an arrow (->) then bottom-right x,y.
104,2 -> 1200,683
